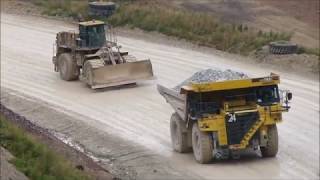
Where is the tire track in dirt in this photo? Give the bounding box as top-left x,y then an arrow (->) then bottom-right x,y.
1,13 -> 319,179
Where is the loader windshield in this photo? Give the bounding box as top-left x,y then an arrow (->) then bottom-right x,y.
87,25 -> 106,48
79,24 -> 106,48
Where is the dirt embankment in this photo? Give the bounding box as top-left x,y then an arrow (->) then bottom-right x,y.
0,104 -> 113,180
1,8 -> 319,179
1,147 -> 29,180
173,0 -> 319,49
2,0 -> 319,76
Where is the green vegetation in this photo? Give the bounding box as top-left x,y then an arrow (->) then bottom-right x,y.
297,47 -> 320,57
0,115 -> 90,180
32,0 -> 88,18
108,2 -> 291,55
31,0 -> 320,57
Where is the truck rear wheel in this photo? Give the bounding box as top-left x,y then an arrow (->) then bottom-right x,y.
192,123 -> 213,164
58,53 -> 79,81
170,113 -> 192,153
261,125 -> 278,157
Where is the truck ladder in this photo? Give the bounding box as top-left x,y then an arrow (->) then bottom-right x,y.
230,118 -> 264,149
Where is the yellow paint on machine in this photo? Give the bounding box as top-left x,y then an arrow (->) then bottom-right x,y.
181,73 -> 280,93
198,104 -> 285,149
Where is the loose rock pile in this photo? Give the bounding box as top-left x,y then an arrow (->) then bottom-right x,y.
174,69 -> 248,90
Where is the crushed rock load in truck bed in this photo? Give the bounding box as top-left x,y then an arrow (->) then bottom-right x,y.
174,69 -> 249,90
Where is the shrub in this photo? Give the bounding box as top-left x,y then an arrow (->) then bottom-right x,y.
0,116 -> 89,180
108,2 -> 292,55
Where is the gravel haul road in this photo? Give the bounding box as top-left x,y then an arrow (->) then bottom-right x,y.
1,13 -> 319,179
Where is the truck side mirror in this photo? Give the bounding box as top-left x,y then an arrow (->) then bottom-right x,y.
287,92 -> 292,100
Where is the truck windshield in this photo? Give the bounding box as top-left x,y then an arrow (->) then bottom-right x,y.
256,85 -> 279,105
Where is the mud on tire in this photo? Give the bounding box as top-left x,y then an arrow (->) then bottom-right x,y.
58,53 -> 79,81
192,123 -> 213,164
170,113 -> 192,153
261,125 -> 278,157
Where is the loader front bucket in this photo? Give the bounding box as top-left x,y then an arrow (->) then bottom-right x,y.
85,60 -> 154,89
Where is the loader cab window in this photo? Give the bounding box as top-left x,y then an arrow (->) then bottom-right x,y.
87,25 -> 106,48
79,25 -> 87,39
79,25 -> 88,47
256,85 -> 279,105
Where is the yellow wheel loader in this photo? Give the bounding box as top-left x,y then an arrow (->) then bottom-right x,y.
52,20 -> 154,89
158,73 -> 292,164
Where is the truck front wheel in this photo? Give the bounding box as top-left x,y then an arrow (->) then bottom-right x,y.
58,53 -> 79,81
261,125 -> 278,157
170,113 -> 192,153
192,123 -> 213,164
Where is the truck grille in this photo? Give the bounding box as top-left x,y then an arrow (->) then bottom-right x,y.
225,112 -> 259,145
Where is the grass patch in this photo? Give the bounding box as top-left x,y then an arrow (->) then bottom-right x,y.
297,47 -> 320,57
108,2 -> 292,55
31,0 -> 88,18
31,0 -> 320,58
0,115 -> 90,180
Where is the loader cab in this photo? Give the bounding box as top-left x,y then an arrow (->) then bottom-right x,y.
77,20 -> 106,49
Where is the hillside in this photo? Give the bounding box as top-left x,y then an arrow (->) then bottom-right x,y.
170,0 -> 319,49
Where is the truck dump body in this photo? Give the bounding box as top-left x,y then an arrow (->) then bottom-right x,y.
158,73 -> 280,121
157,85 -> 187,120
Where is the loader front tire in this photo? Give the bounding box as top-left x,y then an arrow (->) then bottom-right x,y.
261,125 -> 278,157
83,61 -> 94,87
192,123 -> 213,164
58,53 -> 79,81
170,113 -> 192,153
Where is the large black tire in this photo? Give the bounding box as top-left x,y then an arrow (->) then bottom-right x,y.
58,53 -> 79,81
170,113 -> 192,153
261,125 -> 278,157
88,1 -> 116,17
83,61 -> 93,87
269,41 -> 298,55
192,123 -> 213,164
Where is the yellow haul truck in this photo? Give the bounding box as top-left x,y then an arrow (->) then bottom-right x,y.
158,73 -> 292,163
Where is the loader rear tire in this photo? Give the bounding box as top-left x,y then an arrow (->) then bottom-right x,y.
261,125 -> 278,157
58,53 -> 79,81
192,123 -> 213,164
170,113 -> 192,153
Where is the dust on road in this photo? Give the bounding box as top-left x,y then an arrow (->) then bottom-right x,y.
1,13 -> 319,179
